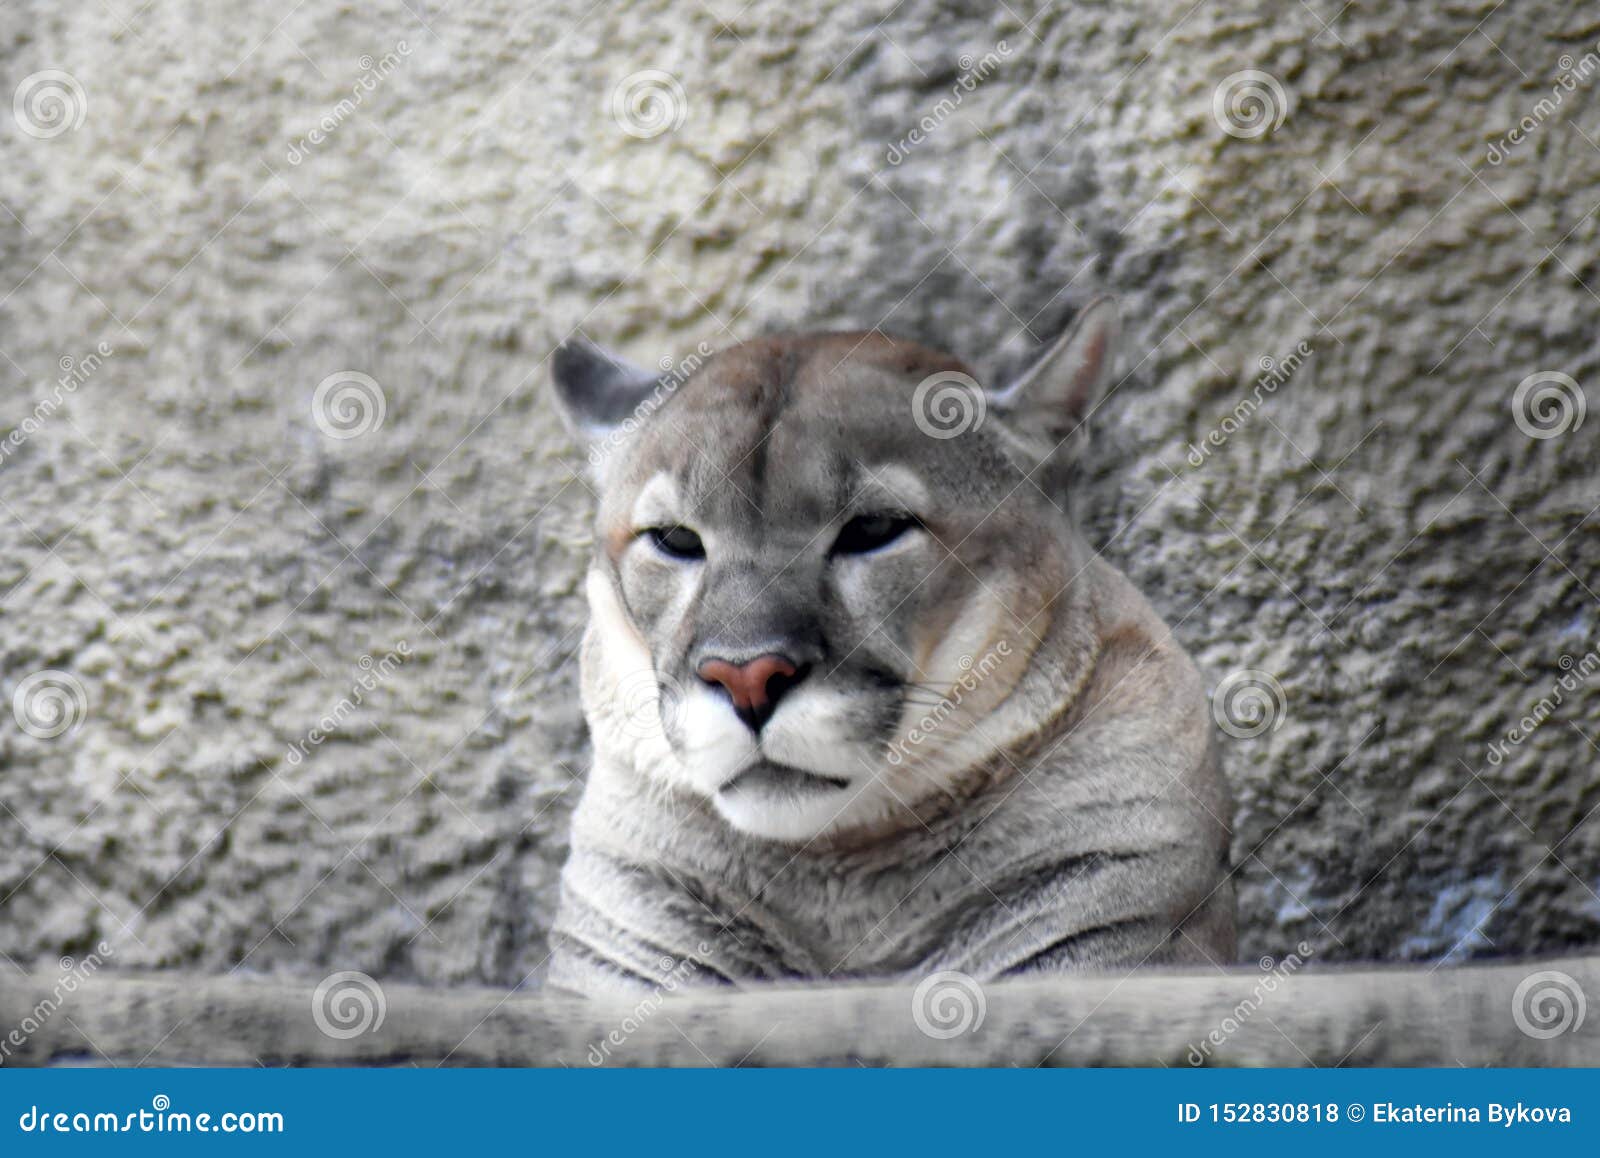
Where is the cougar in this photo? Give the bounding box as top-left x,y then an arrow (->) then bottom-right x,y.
546,299 -> 1235,993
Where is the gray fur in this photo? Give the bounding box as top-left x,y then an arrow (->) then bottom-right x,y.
549,303 -> 1235,993
550,338 -> 663,441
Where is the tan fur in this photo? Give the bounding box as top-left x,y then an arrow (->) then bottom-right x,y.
547,301 -> 1235,992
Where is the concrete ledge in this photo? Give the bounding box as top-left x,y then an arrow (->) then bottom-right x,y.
2,960 -> 1595,1067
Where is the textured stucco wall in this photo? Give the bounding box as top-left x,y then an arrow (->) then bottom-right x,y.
0,0 -> 1597,992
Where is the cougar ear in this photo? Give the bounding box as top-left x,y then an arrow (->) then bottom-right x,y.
990,296 -> 1120,461
550,338 -> 663,458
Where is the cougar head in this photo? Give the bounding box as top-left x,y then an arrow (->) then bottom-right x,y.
551,301 -> 1120,842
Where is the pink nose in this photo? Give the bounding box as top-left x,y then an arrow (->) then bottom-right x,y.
696,654 -> 801,731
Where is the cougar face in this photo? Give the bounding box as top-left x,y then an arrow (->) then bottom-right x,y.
554,303 -> 1119,842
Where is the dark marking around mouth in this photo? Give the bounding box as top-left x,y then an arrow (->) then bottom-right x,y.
721,761 -> 850,795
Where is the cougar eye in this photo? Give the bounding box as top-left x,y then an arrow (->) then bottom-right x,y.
831,513 -> 918,556
645,525 -> 705,560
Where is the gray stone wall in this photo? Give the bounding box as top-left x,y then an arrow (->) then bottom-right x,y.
1,0 -> 1596,989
